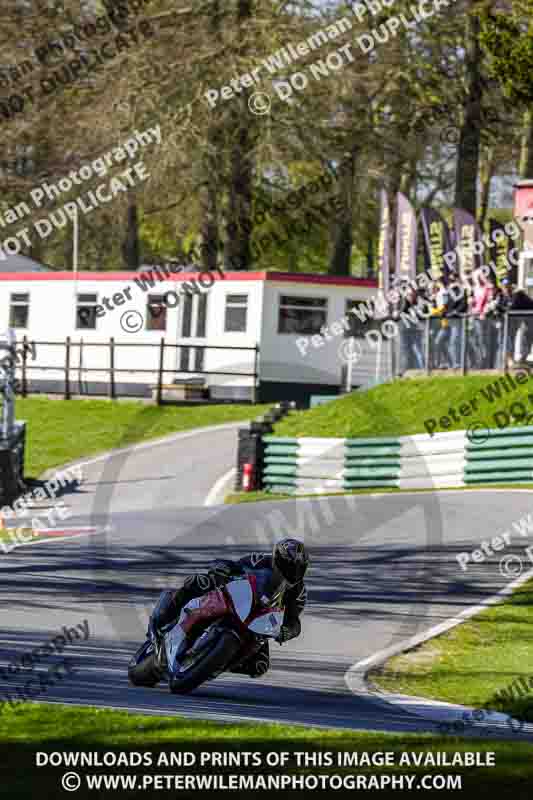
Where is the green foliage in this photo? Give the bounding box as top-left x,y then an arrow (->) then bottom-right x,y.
479,6 -> 533,102
139,217 -> 182,262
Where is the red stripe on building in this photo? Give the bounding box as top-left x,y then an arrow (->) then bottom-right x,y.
0,270 -> 377,288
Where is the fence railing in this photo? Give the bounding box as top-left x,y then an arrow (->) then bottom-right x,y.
347,312 -> 533,388
409,311 -> 533,375
11,337 -> 260,404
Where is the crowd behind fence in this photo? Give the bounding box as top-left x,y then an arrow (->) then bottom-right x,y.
390,312 -> 533,376
345,274 -> 533,386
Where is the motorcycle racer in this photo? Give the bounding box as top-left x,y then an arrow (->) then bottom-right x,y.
148,538 -> 308,679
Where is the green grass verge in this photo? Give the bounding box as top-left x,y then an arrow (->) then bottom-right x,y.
225,484 -> 533,505
371,577 -> 533,723
15,398 -> 270,477
0,704 -> 532,797
272,375 -> 533,438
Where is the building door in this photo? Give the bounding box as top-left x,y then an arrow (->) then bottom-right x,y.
177,292 -> 207,373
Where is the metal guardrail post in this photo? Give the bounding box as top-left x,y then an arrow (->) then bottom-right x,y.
64,337 -> 71,400
502,312 -> 509,373
156,337 -> 165,406
109,337 -> 116,400
460,315 -> 467,376
252,344 -> 259,404
21,335 -> 28,396
424,317 -> 430,376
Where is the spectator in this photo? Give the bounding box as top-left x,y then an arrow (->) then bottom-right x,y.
430,280 -> 450,368
505,280 -> 533,366
486,282 -> 510,368
447,271 -> 467,369
396,285 -> 424,372
470,271 -> 494,368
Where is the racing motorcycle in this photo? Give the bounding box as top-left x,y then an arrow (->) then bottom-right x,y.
128,573 -> 285,694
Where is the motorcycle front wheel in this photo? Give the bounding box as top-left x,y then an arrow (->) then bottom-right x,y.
128,640 -> 164,688
169,629 -> 241,695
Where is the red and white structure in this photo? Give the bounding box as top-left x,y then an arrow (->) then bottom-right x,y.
0,266 -> 378,404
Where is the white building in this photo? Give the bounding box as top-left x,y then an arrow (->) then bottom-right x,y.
0,267 -> 379,404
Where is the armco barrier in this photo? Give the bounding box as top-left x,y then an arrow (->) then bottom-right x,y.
464,425 -> 533,484
262,426 -> 533,494
234,402 -> 294,491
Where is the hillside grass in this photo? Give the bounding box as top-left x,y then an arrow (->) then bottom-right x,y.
272,375 -> 533,439
14,398 -> 270,477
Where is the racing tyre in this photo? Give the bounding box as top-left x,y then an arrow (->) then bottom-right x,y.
169,630 -> 241,695
128,641 -> 164,687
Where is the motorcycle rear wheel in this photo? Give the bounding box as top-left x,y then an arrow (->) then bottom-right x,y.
169,629 -> 241,695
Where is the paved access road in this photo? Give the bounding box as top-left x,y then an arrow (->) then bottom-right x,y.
1,423 -> 532,738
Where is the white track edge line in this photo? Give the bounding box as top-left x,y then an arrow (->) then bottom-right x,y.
204,468 -> 237,507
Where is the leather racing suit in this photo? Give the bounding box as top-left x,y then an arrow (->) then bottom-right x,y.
149,552 -> 307,678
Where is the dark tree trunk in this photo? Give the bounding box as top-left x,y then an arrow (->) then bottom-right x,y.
519,108 -> 533,178
329,148 -> 358,276
226,110 -> 254,270
225,0 -> 254,271
454,12 -> 483,216
121,200 -> 140,269
366,236 -> 374,278
200,0 -> 222,272
478,146 -> 494,228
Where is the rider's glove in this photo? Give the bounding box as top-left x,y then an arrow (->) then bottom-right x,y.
276,619 -> 301,643
208,559 -> 241,587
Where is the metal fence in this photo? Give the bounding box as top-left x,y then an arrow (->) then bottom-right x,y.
344,311 -> 533,391
10,336 -> 260,404
390,311 -> 533,377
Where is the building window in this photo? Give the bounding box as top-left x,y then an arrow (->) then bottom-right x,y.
76,293 -> 98,329
194,347 -> 205,371
146,294 -> 167,331
181,294 -> 193,338
224,294 -> 248,333
9,293 -> 29,329
179,346 -> 190,371
278,295 -> 327,334
196,293 -> 207,338
344,299 -> 370,338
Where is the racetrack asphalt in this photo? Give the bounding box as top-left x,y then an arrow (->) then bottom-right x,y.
1,422 -> 533,739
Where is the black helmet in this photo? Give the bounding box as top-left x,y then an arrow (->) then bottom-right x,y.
272,538 -> 308,585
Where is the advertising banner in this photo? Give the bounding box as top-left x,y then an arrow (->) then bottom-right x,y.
420,207 -> 453,279
395,192 -> 417,283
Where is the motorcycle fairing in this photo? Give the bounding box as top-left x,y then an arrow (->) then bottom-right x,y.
165,589 -> 228,666
225,578 -> 254,622
180,589 -> 228,634
226,577 -> 284,637
165,620 -> 186,667
247,609 -> 284,636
